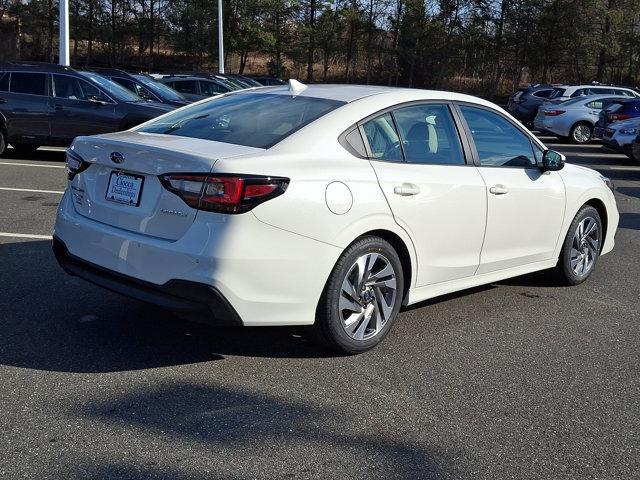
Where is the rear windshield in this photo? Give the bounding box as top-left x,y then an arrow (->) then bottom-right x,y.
136,92 -> 345,148
549,88 -> 566,99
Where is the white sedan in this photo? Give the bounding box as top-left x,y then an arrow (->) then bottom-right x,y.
53,82 -> 619,353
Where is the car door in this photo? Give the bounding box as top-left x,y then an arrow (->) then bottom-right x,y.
363,103 -> 487,287
456,104 -> 565,274
3,72 -> 51,143
49,74 -> 119,143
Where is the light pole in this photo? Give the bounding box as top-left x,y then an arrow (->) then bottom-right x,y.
217,0 -> 224,73
59,0 -> 70,66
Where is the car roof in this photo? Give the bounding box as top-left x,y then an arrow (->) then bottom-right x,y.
0,61 -> 78,74
231,84 -> 501,108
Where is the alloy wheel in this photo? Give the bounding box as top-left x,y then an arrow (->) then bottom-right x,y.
339,252 -> 397,341
570,216 -> 599,277
573,124 -> 592,143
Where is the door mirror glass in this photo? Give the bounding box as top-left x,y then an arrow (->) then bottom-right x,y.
542,150 -> 565,171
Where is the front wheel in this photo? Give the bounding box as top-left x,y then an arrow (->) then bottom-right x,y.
570,122 -> 593,144
556,205 -> 602,285
315,236 -> 404,354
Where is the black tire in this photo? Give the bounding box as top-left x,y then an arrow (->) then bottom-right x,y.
314,236 -> 404,354
556,205 -> 602,285
569,122 -> 593,144
11,143 -> 40,156
0,129 -> 6,157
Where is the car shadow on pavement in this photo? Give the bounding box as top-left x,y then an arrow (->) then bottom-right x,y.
55,381 -> 451,480
0,240 -> 334,374
619,212 -> 640,230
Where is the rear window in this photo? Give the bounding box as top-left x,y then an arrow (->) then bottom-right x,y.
549,88 -> 566,99
137,92 -> 345,148
10,72 -> 47,95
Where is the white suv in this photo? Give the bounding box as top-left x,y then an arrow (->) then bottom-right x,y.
546,84 -> 639,104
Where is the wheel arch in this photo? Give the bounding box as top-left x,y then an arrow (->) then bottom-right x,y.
584,197 -> 609,246
357,228 -> 414,304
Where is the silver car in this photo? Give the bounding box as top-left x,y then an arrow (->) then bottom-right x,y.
534,95 -> 628,143
601,117 -> 640,156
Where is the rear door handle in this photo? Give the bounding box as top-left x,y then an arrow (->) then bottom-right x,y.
489,185 -> 509,195
394,183 -> 420,196
0,98 -> 5,104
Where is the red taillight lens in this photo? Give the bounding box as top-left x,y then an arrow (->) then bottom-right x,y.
610,113 -> 631,121
159,173 -> 289,214
544,110 -> 566,116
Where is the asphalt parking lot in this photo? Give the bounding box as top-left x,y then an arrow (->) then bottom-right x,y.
0,137 -> 638,480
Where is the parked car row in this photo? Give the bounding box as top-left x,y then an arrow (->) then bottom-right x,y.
508,82 -> 640,158
0,61 -> 285,155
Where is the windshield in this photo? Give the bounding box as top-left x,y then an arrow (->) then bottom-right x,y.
133,74 -> 186,101
80,71 -> 142,102
136,92 -> 345,148
549,88 -> 566,99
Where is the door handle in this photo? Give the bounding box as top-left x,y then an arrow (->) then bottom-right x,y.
0,98 -> 5,104
489,185 -> 509,195
54,104 -> 64,111
393,183 -> 420,196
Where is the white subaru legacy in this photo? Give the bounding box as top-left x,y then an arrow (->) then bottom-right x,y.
54,82 -> 619,353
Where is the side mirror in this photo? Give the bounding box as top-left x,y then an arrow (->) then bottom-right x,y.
88,95 -> 108,106
541,149 -> 565,171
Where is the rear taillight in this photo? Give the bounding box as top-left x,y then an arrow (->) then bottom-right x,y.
159,173 -> 289,214
609,113 -> 631,121
544,110 -> 566,116
65,148 -> 91,180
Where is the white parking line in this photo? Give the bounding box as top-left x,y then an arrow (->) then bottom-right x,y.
0,187 -> 64,194
0,162 -> 65,169
0,232 -> 52,240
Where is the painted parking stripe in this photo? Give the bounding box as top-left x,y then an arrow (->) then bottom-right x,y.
0,232 -> 52,240
0,162 -> 66,169
0,187 -> 64,194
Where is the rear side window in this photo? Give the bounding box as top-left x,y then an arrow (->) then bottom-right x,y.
112,77 -> 136,92
10,72 -> 47,96
0,72 -> 9,92
137,92 -> 345,149
586,100 -> 604,109
592,88 -> 613,95
570,88 -> 587,98
392,104 -> 465,165
460,105 -> 536,168
362,113 -> 403,162
617,89 -> 636,97
533,89 -> 552,98
172,80 -> 198,94
199,80 -> 227,95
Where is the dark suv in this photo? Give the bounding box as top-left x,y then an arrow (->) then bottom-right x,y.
89,68 -> 190,107
155,75 -> 236,101
0,62 -> 174,156
506,84 -> 554,126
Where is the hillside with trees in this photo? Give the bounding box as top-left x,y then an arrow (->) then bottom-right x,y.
2,0 -> 640,96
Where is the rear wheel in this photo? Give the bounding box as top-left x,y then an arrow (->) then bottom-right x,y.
556,205 -> 602,285
315,236 -> 404,354
570,122 -> 593,144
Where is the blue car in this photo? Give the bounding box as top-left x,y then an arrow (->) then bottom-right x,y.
595,98 -> 640,139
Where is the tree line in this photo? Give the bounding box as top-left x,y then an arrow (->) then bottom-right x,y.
2,0 -> 640,97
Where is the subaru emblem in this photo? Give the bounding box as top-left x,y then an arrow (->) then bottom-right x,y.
110,152 -> 125,164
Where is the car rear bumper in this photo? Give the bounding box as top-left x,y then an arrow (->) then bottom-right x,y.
53,189 -> 342,326
53,236 -> 243,326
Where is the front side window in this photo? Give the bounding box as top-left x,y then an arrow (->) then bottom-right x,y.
10,72 -> 47,96
570,88 -> 587,98
79,71 -> 141,102
460,105 -> 536,167
52,74 -> 104,101
392,103 -> 465,164
137,92 -> 345,149
362,113 -> 403,162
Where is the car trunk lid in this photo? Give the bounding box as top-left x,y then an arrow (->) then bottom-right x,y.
68,132 -> 264,240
